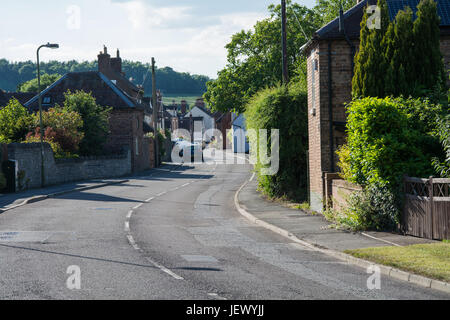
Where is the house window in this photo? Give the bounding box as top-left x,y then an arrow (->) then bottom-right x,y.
43,97 -> 51,104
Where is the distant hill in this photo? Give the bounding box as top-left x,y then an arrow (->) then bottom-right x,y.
0,59 -> 210,95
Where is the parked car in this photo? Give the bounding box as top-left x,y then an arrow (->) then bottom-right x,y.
171,139 -> 204,163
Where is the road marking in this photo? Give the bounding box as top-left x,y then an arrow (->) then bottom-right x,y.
145,197 -> 155,202
249,172 -> 256,182
208,293 -> 227,300
144,256 -> 184,280
124,221 -> 130,232
157,192 -> 167,197
126,235 -> 140,250
133,203 -> 143,210
361,232 -> 402,247
181,183 -> 190,187
126,210 -> 133,219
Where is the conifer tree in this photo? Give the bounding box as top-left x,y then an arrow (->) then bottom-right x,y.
352,0 -> 390,97
413,0 -> 445,94
384,7 -> 415,96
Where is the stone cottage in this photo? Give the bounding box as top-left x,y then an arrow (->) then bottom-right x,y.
301,0 -> 450,212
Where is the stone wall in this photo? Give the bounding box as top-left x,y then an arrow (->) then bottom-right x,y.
7,143 -> 131,191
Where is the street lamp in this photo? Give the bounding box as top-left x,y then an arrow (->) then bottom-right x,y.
37,43 -> 59,187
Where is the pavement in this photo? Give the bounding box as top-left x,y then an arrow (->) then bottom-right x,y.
238,177 -> 437,252
0,158 -> 448,299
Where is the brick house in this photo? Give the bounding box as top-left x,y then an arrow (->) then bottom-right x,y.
302,0 -> 450,212
25,47 -> 152,172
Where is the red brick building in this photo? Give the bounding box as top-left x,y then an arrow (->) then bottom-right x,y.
25,47 -> 153,172
302,0 -> 450,212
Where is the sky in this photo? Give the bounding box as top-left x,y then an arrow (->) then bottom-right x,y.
0,0 -> 316,78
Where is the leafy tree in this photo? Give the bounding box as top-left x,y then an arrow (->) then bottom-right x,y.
0,98 -> 33,143
314,0 -> 356,24
18,73 -> 61,93
205,1 -> 322,113
62,90 -> 111,156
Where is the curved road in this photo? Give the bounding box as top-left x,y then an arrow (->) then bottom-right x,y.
0,159 -> 448,299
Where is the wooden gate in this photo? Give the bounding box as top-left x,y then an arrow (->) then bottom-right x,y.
402,176 -> 449,240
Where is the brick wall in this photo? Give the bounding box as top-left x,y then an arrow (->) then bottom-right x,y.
7,143 -> 131,191
331,179 -> 362,213
107,109 -> 146,172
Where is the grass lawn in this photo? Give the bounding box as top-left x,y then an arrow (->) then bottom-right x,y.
345,243 -> 450,282
162,94 -> 203,106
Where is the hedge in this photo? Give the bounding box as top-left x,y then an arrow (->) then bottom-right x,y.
245,83 -> 308,201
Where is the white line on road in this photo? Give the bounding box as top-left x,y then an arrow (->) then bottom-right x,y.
124,221 -> 130,232
133,203 -> 143,210
144,256 -> 184,280
157,192 -> 167,197
145,197 -> 155,202
126,210 -> 133,219
126,235 -> 140,250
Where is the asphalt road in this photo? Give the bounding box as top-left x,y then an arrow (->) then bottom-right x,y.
0,157 -> 448,300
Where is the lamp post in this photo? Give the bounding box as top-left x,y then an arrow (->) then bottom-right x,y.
36,43 -> 59,187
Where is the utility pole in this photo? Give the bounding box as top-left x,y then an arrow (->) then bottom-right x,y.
281,0 -> 289,84
151,57 -> 159,167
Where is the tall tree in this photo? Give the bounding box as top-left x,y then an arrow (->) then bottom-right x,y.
205,1 -> 322,113
353,0 -> 390,98
384,7 -> 415,96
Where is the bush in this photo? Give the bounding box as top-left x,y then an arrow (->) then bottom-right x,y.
31,106 -> 84,155
432,115 -> 450,178
245,82 -> 308,202
335,96 -> 446,230
345,184 -> 400,231
25,128 -> 76,159
0,98 -> 33,143
341,97 -> 439,188
62,90 -> 111,156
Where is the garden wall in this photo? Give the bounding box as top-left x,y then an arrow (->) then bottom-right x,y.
324,173 -> 362,212
7,143 -> 131,191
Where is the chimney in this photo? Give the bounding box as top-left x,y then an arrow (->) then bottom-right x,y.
110,48 -> 123,74
98,45 -> 111,75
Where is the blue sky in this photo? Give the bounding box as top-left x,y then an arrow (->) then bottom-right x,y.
0,0 -> 316,78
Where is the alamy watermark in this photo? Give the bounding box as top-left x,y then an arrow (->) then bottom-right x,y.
66,265 -> 81,290
366,5 -> 381,30
367,265 -> 381,290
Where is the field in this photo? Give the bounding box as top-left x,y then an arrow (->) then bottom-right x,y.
162,94 -> 204,107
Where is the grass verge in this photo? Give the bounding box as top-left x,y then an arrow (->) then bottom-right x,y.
345,243 -> 450,282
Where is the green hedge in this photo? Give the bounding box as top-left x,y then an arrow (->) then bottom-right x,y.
335,96 -> 446,230
245,83 -> 308,201
337,97 -> 443,188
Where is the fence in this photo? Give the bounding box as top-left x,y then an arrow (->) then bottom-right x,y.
402,176 -> 450,240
